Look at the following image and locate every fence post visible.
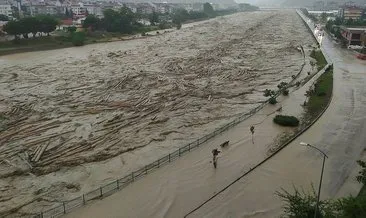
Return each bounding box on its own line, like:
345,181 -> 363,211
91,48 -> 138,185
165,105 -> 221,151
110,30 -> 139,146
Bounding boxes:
82,194 -> 86,205
168,153 -> 171,162
179,148 -> 181,157
100,187 -> 103,198
63,202 -> 66,214
117,179 -> 120,189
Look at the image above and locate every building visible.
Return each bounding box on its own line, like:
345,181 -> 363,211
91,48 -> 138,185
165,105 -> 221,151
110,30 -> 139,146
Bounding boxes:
71,3 -> 87,18
338,6 -> 364,20
340,26 -> 366,46
0,3 -> 12,18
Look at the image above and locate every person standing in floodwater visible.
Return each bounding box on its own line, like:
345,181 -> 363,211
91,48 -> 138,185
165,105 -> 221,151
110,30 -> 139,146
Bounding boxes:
212,149 -> 221,168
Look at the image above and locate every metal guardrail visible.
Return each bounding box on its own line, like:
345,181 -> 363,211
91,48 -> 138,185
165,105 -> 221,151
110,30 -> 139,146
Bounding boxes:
33,18 -> 309,218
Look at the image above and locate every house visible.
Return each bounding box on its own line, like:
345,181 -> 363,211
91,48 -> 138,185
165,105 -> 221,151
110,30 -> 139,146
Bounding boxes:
340,26 -> 366,47
338,6 -> 365,20
0,2 -> 12,18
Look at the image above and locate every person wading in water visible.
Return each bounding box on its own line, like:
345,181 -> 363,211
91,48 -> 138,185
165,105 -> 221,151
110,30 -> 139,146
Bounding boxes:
212,148 -> 221,168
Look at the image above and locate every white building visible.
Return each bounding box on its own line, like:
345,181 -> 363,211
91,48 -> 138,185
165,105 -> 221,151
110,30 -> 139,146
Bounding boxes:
0,3 -> 12,18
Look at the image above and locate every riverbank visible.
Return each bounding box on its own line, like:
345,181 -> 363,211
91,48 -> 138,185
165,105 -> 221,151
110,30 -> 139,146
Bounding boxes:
0,29 -> 163,56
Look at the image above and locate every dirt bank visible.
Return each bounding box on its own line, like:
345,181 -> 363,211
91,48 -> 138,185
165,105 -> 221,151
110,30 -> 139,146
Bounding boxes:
0,10 -> 314,216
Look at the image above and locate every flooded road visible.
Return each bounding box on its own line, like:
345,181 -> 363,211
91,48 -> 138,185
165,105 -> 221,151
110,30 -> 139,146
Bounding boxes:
0,11 -> 315,216
65,12 -> 365,218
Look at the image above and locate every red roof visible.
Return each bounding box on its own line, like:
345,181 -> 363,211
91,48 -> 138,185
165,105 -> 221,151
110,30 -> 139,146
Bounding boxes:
61,19 -> 73,25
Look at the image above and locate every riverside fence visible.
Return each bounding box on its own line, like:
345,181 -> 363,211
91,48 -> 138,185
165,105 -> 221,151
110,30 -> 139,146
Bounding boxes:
34,24 -> 309,218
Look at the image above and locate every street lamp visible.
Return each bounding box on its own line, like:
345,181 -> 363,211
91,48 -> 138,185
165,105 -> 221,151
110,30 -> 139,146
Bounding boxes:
300,142 -> 328,218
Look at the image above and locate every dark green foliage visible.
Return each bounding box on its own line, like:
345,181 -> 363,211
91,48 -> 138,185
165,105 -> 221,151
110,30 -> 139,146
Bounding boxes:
141,32 -> 146,36
273,115 -> 299,127
3,20 -> 21,39
71,32 -> 85,46
149,12 -> 159,26
4,15 -> 59,38
83,15 -> 101,31
276,186 -> 335,218
306,68 -> 333,116
269,97 -> 277,105
38,15 -> 59,36
0,14 -> 9,21
357,160 -> 366,185
277,81 -> 288,90
102,7 -> 136,33
67,26 -> 77,33
283,89 -> 289,96
264,89 -> 275,97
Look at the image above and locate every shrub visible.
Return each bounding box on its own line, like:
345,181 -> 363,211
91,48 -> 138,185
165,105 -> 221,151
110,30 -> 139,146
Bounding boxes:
269,97 -> 277,104
141,32 -> 146,36
264,89 -> 272,97
264,89 -> 275,97
282,89 -> 289,96
277,81 -> 288,90
273,115 -> 299,127
71,32 -> 85,46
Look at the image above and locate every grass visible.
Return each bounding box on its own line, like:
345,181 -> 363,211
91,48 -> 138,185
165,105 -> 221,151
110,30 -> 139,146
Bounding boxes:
310,49 -> 327,71
305,66 -> 333,119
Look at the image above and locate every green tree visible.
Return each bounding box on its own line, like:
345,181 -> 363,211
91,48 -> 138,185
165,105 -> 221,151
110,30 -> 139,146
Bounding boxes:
320,12 -> 328,23
83,15 -> 100,31
203,2 -> 215,17
38,15 -> 58,36
149,11 -> 159,26
22,17 -> 41,38
0,14 -> 8,21
102,6 -> 136,33
3,20 -> 22,39
67,26 -> 77,33
71,31 -> 86,46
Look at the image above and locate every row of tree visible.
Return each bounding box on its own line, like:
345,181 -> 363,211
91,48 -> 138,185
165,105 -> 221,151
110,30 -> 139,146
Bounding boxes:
83,7 -> 138,33
3,15 -> 59,39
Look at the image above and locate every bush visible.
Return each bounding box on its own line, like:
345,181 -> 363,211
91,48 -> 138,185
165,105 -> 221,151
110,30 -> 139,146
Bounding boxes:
264,89 -> 275,97
141,32 -> 146,36
282,89 -> 289,96
71,32 -> 86,46
273,115 -> 299,127
269,97 -> 277,104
